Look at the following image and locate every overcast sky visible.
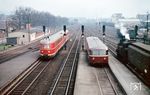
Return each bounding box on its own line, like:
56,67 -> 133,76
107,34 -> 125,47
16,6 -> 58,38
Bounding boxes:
0,0 -> 150,18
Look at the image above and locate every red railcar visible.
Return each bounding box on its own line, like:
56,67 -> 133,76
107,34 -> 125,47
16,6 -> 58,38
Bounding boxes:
85,37 -> 108,65
40,30 -> 69,57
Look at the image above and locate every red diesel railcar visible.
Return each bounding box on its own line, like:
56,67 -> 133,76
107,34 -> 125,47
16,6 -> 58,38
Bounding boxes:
85,36 -> 108,65
40,30 -> 69,57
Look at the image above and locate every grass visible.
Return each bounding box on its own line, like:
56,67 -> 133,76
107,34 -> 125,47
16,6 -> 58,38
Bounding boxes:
0,44 -> 13,51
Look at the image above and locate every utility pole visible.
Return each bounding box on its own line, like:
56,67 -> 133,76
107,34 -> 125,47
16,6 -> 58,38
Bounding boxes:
147,12 -> 149,33
27,14 -> 30,42
143,12 -> 149,44
99,22 -> 101,33
5,19 -> 8,37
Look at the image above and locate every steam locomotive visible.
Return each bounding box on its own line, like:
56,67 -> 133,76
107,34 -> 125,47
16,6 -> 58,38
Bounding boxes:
116,26 -> 150,87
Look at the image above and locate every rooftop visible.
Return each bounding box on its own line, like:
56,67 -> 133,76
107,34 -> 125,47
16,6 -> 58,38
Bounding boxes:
86,36 -> 108,50
40,30 -> 68,44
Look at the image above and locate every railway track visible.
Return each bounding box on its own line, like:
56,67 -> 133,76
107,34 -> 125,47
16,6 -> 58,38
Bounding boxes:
93,67 -> 123,95
11,61 -> 52,95
0,44 -> 70,95
0,27 -> 81,95
48,32 -> 81,95
0,58 -> 42,94
101,37 -> 118,56
27,29 -> 80,95
84,25 -> 125,94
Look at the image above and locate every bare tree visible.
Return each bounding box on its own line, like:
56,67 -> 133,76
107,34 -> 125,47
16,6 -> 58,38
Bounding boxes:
10,7 -> 68,30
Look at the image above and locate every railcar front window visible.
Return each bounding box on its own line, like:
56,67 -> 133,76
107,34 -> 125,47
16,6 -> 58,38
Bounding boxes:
44,44 -> 50,49
92,50 -> 106,55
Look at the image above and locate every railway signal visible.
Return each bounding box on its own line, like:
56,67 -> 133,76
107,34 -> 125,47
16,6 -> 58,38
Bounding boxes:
43,25 -> 46,32
146,12 -> 149,33
63,25 -> 66,36
134,25 -> 138,37
81,25 -> 84,37
102,25 -> 106,42
81,25 -> 85,50
102,25 -> 105,36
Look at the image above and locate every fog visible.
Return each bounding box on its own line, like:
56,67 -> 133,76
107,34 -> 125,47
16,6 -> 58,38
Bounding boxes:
0,0 -> 150,18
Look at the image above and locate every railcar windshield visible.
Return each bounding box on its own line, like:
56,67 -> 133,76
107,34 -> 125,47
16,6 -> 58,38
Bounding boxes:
41,44 -> 50,49
92,49 -> 107,55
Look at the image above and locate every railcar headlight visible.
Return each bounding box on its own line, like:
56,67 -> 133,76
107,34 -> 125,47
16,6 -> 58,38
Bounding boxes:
92,57 -> 95,60
48,51 -> 50,53
144,69 -> 147,73
104,57 -> 106,60
41,51 -> 43,53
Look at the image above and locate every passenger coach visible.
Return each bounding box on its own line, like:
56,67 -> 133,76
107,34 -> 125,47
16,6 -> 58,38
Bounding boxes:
85,36 -> 108,65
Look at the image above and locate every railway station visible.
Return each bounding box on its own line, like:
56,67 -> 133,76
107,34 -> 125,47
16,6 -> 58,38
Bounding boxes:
0,0 -> 150,95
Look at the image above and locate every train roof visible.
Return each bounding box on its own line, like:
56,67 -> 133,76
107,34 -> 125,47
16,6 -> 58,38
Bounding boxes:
130,42 -> 150,53
40,30 -> 68,44
86,36 -> 108,50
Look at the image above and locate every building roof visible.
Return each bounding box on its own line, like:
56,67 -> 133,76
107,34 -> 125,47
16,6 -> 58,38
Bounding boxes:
119,18 -> 141,22
86,36 -> 108,50
9,28 -> 43,34
19,28 -> 42,33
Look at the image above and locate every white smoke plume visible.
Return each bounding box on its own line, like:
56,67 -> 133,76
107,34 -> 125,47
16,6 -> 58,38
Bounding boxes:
120,26 -> 130,40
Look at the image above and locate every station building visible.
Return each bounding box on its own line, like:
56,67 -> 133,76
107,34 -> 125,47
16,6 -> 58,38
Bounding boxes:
7,28 -> 50,45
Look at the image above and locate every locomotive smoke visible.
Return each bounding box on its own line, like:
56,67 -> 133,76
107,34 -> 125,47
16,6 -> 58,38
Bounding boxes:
120,26 -> 130,40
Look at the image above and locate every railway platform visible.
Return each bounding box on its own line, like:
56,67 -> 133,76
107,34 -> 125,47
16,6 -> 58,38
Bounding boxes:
74,51 -> 150,95
109,54 -> 150,95
74,51 -> 102,95
0,51 -> 39,88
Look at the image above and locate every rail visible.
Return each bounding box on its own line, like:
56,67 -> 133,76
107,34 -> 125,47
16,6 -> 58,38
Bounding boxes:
0,59 -> 40,94
93,67 -> 120,95
48,33 -> 81,95
0,59 -> 52,95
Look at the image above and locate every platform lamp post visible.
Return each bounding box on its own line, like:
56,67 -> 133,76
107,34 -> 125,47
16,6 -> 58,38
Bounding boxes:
99,22 -> 101,32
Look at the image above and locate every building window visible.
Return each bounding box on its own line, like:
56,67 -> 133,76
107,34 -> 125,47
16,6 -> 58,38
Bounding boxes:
23,35 -> 25,38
